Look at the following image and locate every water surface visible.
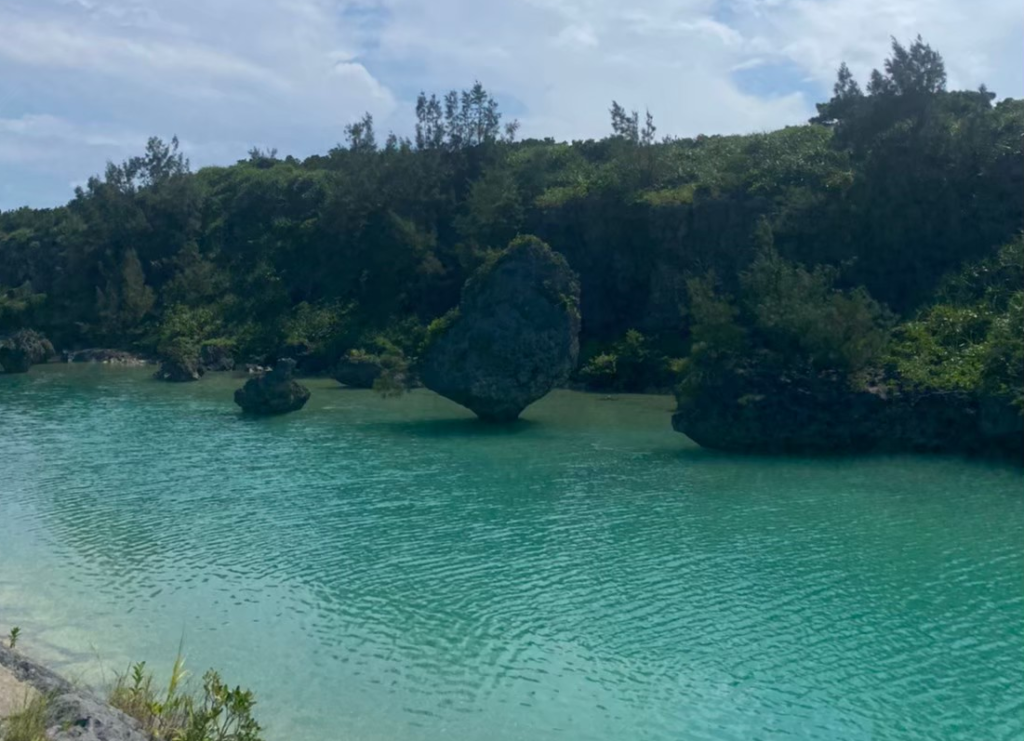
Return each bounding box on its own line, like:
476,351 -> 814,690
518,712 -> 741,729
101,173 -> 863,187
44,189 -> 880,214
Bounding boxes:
1,366 -> 1022,741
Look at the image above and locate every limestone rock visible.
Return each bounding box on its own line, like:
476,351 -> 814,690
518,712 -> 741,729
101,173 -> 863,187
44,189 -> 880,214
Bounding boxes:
334,350 -> 384,388
671,362 -> 1022,458
154,355 -> 204,382
0,644 -> 149,741
234,358 -> 310,415
419,236 -> 581,421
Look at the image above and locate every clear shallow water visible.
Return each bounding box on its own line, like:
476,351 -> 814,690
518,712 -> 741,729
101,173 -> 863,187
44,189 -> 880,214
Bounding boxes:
1,366 -> 1022,741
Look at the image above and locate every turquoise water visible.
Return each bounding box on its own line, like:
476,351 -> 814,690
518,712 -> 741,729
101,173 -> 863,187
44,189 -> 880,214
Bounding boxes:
1,366 -> 1022,741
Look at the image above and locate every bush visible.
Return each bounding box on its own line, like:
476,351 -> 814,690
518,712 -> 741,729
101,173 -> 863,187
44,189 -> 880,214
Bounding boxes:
282,302 -> 349,348
578,329 -> 677,391
109,653 -> 263,741
0,693 -> 49,741
422,308 -> 460,352
579,352 -> 617,389
739,247 -> 893,372
981,291 -> 1024,407
887,305 -> 991,391
157,305 -> 220,363
887,238 -> 1024,409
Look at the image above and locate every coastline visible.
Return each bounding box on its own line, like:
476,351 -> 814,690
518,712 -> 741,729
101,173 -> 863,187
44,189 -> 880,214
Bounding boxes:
0,642 -> 147,741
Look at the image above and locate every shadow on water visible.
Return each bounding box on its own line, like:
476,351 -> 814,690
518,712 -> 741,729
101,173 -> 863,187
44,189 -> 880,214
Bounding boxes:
362,416 -> 542,439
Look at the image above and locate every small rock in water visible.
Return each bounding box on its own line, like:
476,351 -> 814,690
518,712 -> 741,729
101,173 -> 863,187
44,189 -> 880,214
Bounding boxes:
154,355 -> 204,382
234,358 -> 311,415
334,351 -> 384,388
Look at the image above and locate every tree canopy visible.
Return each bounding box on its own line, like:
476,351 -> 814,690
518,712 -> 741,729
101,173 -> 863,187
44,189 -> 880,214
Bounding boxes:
1,41 -> 1020,406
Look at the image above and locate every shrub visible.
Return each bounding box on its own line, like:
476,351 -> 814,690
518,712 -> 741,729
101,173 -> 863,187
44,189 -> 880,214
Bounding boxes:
887,305 -> 991,391
422,308 -> 460,351
0,693 -> 49,741
282,302 -> 349,348
579,352 -> 618,389
157,305 -> 220,364
739,247 -> 893,372
109,653 -> 263,741
886,237 -> 1024,408
578,329 -> 675,391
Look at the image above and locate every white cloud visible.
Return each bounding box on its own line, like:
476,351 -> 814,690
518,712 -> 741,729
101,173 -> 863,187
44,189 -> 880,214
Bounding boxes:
732,0 -> 1024,94
553,24 -> 599,49
0,16 -> 285,88
367,0 -> 804,141
0,114 -> 140,156
0,0 -> 1020,209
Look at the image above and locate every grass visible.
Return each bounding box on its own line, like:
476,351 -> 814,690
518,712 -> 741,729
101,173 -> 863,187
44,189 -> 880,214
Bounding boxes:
0,693 -> 49,741
108,647 -> 263,741
109,651 -> 190,737
0,629 -> 262,741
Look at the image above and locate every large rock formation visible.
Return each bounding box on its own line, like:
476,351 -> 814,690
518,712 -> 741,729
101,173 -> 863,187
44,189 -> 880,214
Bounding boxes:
334,350 -> 384,388
234,358 -> 310,415
419,236 -> 581,421
672,363 -> 1023,458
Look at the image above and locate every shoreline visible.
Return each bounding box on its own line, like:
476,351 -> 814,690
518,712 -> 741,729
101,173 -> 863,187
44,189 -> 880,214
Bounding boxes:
0,642 -> 147,741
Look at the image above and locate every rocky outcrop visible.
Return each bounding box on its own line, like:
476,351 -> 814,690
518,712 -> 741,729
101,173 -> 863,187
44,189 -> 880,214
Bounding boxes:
234,358 -> 310,415
419,235 -> 581,421
200,343 -> 235,372
1,329 -> 56,372
672,363 -> 1023,458
333,350 -> 384,388
0,644 -> 149,741
0,329 -> 55,365
154,355 -> 204,382
66,349 -> 151,366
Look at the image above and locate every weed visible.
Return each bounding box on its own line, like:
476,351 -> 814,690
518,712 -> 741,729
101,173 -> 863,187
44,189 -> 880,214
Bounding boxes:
109,649 -> 263,741
6,627 -> 20,650
0,692 -> 49,741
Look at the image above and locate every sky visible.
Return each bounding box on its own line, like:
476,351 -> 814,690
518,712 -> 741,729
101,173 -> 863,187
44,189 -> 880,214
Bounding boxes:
1,0 -> 1022,210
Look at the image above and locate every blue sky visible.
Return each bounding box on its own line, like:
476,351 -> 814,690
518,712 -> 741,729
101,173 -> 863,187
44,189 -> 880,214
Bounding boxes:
1,0 -> 1022,210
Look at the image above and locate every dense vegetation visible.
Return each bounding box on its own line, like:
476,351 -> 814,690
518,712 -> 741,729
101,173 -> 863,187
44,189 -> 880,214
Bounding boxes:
1,38 -> 1021,408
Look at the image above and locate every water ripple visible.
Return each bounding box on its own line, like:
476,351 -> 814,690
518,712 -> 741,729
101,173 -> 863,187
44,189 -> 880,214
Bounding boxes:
1,366 -> 1022,741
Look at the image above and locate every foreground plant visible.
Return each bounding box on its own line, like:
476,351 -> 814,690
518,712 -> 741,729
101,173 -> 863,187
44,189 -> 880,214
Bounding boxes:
0,693 -> 49,741
6,627 -> 19,650
109,652 -> 263,741
177,671 -> 261,741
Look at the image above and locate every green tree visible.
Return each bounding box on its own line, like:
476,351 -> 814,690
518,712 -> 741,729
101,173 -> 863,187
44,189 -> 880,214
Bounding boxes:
96,248 -> 156,341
